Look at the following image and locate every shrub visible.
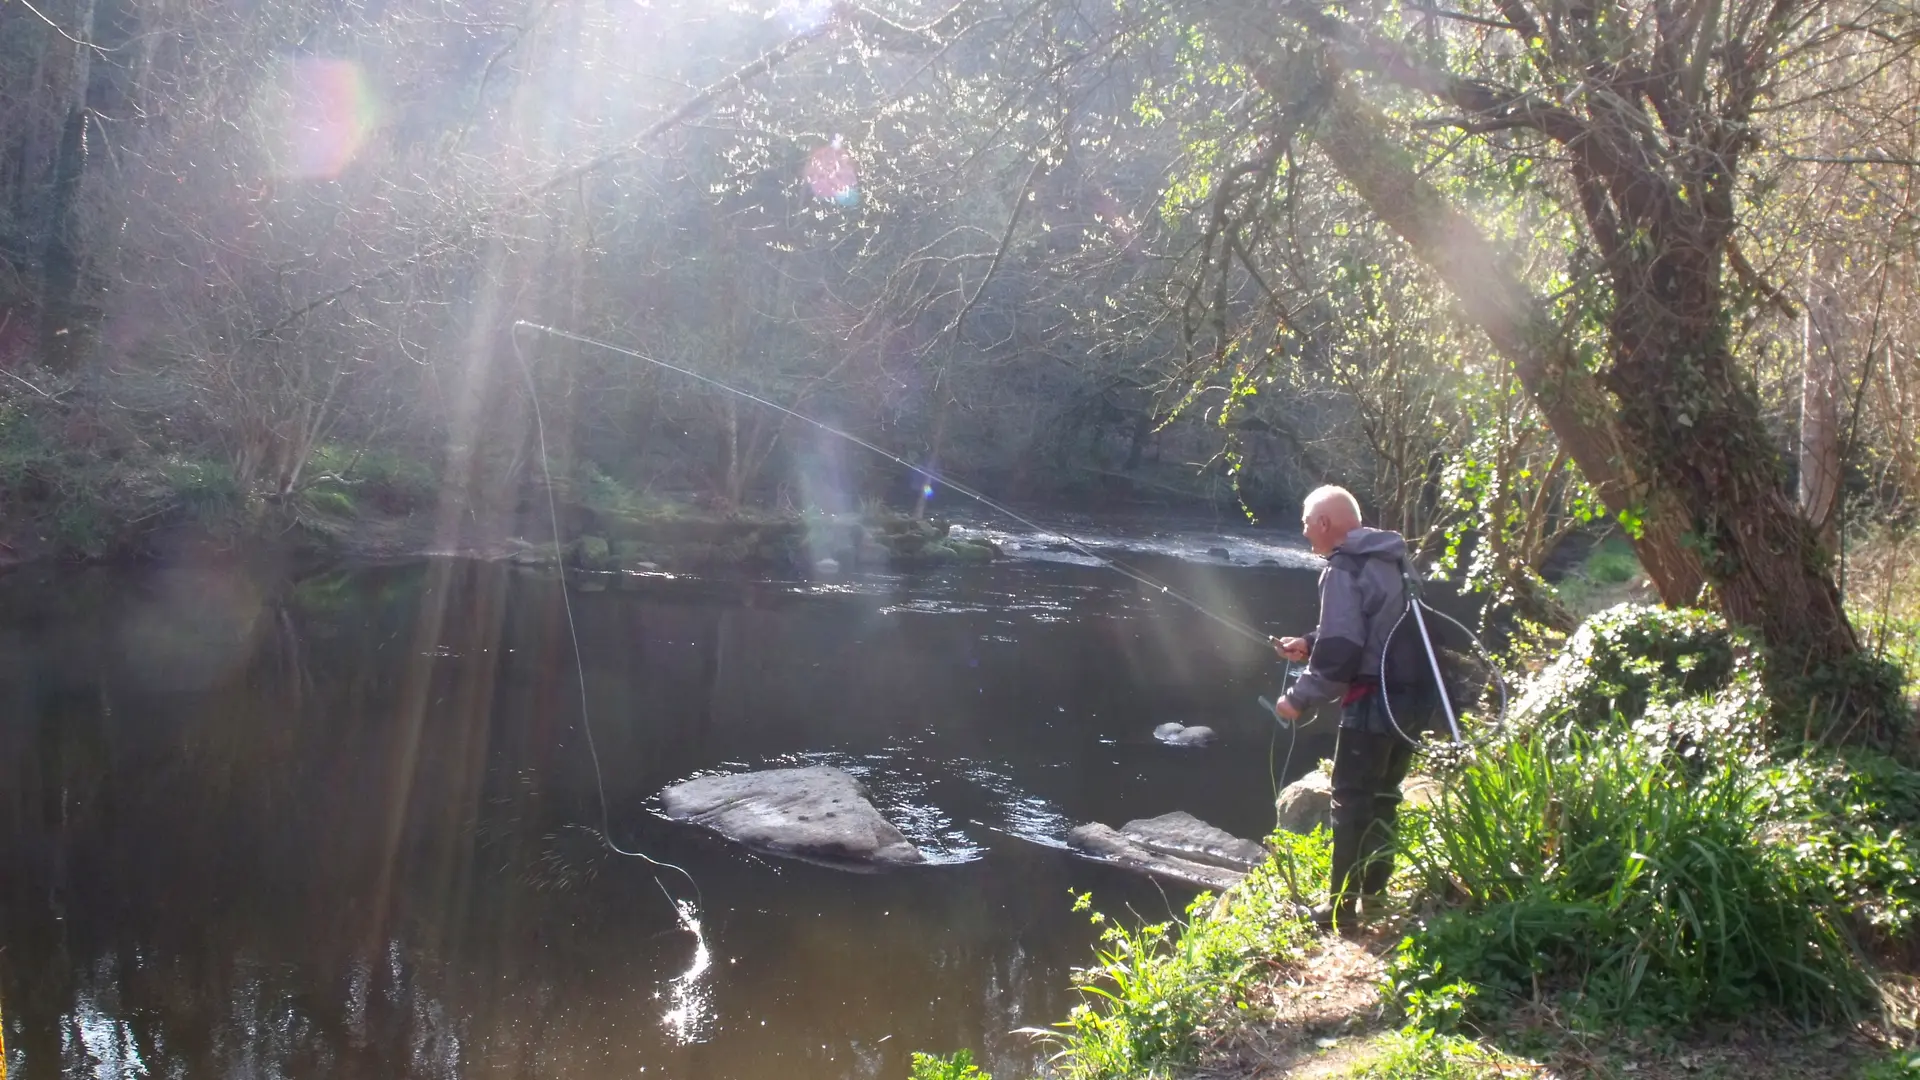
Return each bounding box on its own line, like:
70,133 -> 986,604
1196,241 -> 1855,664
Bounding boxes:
1760,751 -> 1920,942
1514,604 -> 1742,731
1392,727 -> 1872,1027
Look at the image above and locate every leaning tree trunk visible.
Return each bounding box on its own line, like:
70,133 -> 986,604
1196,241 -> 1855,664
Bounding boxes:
1313,86 -> 1708,606
1604,244 -> 1898,743
1314,81 -> 1900,745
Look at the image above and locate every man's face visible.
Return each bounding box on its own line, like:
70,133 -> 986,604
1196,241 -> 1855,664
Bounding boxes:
1301,509 -> 1338,556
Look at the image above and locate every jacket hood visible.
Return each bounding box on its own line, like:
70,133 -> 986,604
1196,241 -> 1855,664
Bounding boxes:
1333,526 -> 1408,560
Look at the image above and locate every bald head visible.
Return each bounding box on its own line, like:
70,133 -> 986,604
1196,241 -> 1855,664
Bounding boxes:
1301,485 -> 1362,555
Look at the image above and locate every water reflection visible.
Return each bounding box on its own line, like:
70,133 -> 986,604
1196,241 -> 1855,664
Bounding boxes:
0,552 -> 1331,1079
662,900 -> 715,1044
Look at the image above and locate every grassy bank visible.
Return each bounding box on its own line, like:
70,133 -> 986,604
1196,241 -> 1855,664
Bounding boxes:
911,604 -> 1920,1080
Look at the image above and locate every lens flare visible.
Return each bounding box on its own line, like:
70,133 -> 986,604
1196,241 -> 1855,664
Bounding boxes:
804,137 -> 859,206
277,57 -> 380,179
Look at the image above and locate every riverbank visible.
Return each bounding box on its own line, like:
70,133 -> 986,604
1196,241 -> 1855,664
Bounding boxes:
912,604 -> 1920,1080
0,448 -> 1012,578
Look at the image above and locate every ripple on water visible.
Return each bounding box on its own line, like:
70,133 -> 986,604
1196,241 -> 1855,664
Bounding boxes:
955,760 -> 1075,850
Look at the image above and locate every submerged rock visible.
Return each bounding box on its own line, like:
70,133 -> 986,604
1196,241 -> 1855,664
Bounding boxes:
659,765 -> 925,868
1067,811 -> 1266,891
1152,722 -> 1217,747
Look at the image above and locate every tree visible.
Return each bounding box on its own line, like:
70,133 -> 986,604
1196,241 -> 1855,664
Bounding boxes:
954,0 -> 1916,739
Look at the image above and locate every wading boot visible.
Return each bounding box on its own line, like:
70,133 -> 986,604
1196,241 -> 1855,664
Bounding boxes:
1316,816 -> 1366,933
1357,816 -> 1397,914
1359,851 -> 1394,918
1309,898 -> 1356,932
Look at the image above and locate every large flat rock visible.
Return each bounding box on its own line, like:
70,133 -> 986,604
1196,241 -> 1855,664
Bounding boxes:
660,765 -> 925,868
1068,811 -> 1266,891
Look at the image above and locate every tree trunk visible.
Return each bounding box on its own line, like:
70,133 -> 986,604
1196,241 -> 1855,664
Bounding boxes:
1313,85 -> 1708,606
37,0 -> 99,371
1799,272 -> 1842,549
1603,243 -> 1898,740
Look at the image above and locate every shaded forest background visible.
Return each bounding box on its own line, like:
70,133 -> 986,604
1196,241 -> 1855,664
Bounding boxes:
0,0 -> 1915,694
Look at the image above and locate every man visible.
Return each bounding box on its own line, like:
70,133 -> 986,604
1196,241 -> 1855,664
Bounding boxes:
1272,485 -> 1438,930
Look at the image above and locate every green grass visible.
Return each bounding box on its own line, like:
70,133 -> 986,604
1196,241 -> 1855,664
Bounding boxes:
1393,722 -> 1872,1027
1586,538 -> 1641,585
1040,831 -> 1324,1079
1343,1028 -> 1539,1079
1552,534 -> 1644,617
306,444 -> 437,513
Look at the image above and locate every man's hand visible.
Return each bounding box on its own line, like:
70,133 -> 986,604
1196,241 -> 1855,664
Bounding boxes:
1273,696 -> 1302,722
1271,635 -> 1310,663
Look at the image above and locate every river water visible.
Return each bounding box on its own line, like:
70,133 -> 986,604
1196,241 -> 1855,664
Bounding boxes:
0,525 -> 1335,1080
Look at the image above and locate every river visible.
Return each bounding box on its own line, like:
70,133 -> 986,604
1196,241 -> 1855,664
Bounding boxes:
0,522 -> 1335,1079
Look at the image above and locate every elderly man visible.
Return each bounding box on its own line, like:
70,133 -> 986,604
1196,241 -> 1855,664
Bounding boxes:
1272,485 -> 1438,930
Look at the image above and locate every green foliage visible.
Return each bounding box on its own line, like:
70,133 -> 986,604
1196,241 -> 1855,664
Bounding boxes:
1517,604 -> 1743,732
906,1050 -> 991,1080
301,488 -> 356,518
160,457 -> 242,521
1392,725 -> 1872,1027
1043,842 -> 1318,1079
308,445 -> 436,513
1862,1049 -> 1920,1080
1760,751 -> 1920,940
1344,1028 -> 1537,1080
1845,529 -> 1920,704
572,462 -> 682,521
1586,543 -> 1641,586
1552,536 -> 1645,617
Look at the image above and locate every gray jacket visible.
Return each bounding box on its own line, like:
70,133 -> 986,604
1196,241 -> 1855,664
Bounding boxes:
1282,527 -> 1415,711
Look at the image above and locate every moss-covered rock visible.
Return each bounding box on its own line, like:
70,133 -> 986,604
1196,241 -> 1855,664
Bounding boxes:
948,538 -> 997,563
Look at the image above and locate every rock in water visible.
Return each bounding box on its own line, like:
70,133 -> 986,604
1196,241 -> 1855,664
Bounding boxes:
1068,811 -> 1266,891
659,765 -> 924,868
1274,771 -> 1442,836
1152,723 -> 1216,747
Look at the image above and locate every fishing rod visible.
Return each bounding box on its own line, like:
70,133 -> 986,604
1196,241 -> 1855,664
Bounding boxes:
510,320 -> 1280,649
